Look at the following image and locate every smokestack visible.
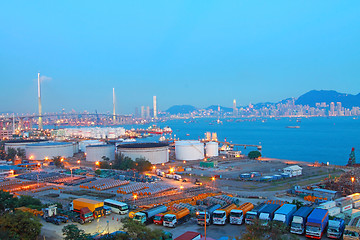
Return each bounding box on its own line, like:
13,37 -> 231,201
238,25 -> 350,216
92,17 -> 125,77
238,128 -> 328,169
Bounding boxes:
153,96 -> 157,119
38,72 -> 43,130
113,88 -> 116,123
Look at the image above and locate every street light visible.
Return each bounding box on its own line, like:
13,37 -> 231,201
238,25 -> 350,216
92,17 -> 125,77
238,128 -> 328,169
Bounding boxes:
211,177 -> 215,189
133,194 -> 137,206
77,160 -> 80,168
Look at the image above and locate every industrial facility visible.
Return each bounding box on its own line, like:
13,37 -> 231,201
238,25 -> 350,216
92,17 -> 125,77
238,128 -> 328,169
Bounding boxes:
175,140 -> 204,161
86,144 -> 115,162
117,143 -> 169,164
25,142 -> 76,160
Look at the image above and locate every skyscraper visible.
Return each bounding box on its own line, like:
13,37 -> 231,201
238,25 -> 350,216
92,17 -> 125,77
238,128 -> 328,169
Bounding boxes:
141,106 -> 145,118
37,72 -> 43,130
146,106 -> 150,119
153,96 -> 157,119
233,99 -> 238,116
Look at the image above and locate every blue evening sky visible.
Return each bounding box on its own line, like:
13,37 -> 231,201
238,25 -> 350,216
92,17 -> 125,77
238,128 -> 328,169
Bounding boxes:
1,1 -> 359,114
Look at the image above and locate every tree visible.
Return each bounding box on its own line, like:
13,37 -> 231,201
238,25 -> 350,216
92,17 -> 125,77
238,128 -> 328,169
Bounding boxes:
0,190 -> 17,214
62,224 -> 92,240
6,148 -> 17,161
16,148 -> 25,160
120,217 -> 166,240
248,151 -> 261,160
114,153 -> 135,170
291,199 -> 304,209
17,195 -> 43,210
102,156 -> 110,162
134,158 -> 152,172
99,161 -> 111,169
95,169 -> 102,175
0,210 -> 42,240
241,219 -> 266,240
52,156 -> 63,168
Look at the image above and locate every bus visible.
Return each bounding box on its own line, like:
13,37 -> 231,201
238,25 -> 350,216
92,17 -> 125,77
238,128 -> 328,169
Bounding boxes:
104,199 -> 129,215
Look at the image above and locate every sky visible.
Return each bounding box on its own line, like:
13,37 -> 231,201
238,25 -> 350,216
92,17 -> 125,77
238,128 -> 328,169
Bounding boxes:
1,1 -> 360,114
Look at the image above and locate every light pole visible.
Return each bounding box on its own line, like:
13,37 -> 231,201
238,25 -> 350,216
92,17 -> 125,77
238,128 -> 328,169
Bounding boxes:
77,160 -> 80,168
211,176 -> 215,189
351,177 -> 355,193
133,194 -> 137,206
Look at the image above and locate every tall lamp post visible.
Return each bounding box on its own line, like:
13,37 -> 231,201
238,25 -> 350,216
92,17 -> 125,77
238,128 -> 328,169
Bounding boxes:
133,194 -> 137,206
351,177 -> 355,193
211,176 -> 215,190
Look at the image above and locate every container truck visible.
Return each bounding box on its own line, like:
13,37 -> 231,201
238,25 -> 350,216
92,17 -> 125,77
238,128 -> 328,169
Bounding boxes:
154,212 -> 167,225
343,211 -> 360,240
174,231 -> 202,240
163,208 -> 190,227
197,204 -> 221,226
129,208 -> 145,219
327,218 -> 345,239
273,204 -> 297,225
71,198 -> 104,219
230,202 -> 254,225
245,203 -> 266,225
258,204 -> 281,225
212,203 -> 237,225
290,206 -> 313,235
305,208 -> 329,239
336,197 -> 353,213
133,205 -> 168,224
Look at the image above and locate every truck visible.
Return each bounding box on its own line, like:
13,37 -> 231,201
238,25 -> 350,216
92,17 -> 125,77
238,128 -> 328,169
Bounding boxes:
196,204 -> 221,226
71,198 -> 105,219
273,204 -> 297,226
258,204 -> 281,225
290,206 -> 313,235
343,214 -> 360,240
305,208 -> 329,239
212,203 -> 237,225
336,197 -> 353,213
154,212 -> 167,225
327,218 -> 345,239
229,202 -> 254,225
245,203 -> 266,225
129,208 -> 145,219
133,205 -> 168,224
174,231 -> 202,240
163,208 -> 190,227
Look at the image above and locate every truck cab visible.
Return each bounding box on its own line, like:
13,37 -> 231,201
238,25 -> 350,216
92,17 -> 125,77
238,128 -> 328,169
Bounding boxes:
134,212 -> 147,224
290,206 -> 313,235
163,214 -> 177,227
327,218 -> 345,239
212,210 -> 227,225
79,207 -> 94,224
154,213 -> 165,225
229,209 -> 244,225
197,211 -> 210,225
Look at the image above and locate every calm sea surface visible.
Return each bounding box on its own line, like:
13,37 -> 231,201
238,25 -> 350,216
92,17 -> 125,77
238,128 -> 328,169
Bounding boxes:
126,117 -> 360,166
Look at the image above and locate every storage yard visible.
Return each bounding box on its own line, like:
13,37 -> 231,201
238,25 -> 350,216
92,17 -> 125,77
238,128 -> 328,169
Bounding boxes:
0,136 -> 355,239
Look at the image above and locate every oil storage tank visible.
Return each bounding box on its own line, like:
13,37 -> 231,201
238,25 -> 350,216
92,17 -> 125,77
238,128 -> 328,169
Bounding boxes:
25,142 -> 74,160
205,142 -> 218,157
86,144 -> 115,162
117,143 -> 169,164
175,140 -> 204,161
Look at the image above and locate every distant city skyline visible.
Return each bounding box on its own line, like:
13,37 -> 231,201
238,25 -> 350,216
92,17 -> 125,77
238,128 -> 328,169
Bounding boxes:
1,1 -> 360,114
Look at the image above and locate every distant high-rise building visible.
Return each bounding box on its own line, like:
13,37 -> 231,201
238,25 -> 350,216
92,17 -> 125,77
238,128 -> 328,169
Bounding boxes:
153,96 -> 157,119
233,99 -> 238,116
337,102 -> 343,115
112,88 -> 116,123
141,106 -> 145,118
37,72 -> 43,130
330,102 -> 335,116
146,106 -> 150,119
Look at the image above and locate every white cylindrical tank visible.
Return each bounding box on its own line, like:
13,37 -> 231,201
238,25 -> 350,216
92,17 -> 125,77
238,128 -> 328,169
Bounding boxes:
86,144 -> 115,162
117,143 -> 169,164
206,142 -> 219,157
175,140 -> 204,161
25,142 -> 74,160
79,140 -> 103,152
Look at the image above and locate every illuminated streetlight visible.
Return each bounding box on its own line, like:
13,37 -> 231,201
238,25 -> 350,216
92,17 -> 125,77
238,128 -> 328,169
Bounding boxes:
95,161 -> 100,166
212,176 -> 216,189
133,194 -> 137,205
180,185 -> 184,190
351,177 -> 355,183
60,158 -> 64,162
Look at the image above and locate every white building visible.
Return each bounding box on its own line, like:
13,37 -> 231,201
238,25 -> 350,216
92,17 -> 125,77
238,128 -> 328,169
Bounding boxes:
283,165 -> 303,177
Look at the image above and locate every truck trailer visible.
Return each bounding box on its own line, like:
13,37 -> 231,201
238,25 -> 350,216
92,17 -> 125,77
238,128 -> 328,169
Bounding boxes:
163,208 -> 190,227
258,204 -> 281,225
71,198 -> 104,220
212,203 -> 237,225
273,204 -> 297,226
245,203 -> 266,225
229,202 -> 254,225
174,231 -> 202,240
305,208 -> 329,239
134,205 -> 168,224
290,206 -> 313,235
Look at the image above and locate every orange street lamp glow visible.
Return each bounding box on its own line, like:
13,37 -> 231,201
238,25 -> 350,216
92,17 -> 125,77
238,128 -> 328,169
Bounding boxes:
60,158 -> 64,162
152,166 -> 156,169
352,177 -> 355,183
77,160 -> 80,164
133,194 -> 137,200
183,161 -> 186,164
169,168 -> 174,173
212,177 -> 215,181
180,186 -> 184,190
95,161 -> 100,166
